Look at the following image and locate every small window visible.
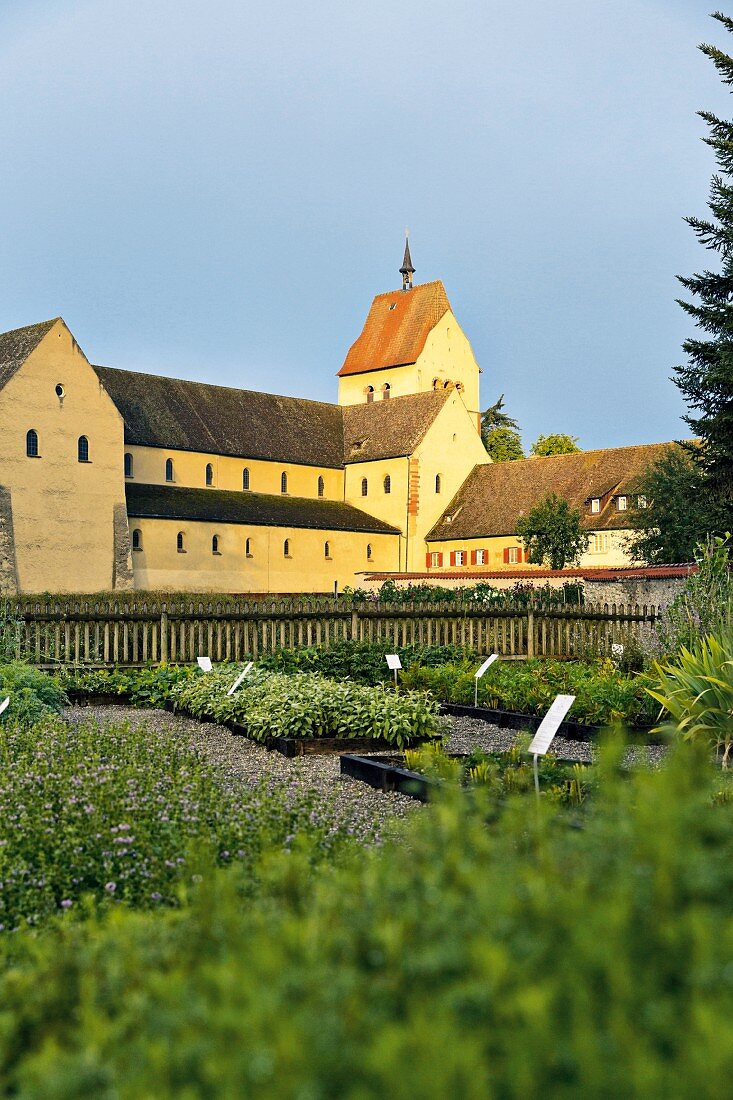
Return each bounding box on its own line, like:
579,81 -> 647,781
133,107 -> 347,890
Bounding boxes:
366,385 -> 374,404
637,494 -> 647,509
132,528 -> 142,551
55,383 -> 65,399
430,552 -> 441,567
283,539 -> 291,557
508,547 -> 519,564
318,476 -> 325,498
245,537 -> 253,558
456,382 -> 464,392
324,541 -> 331,559
366,543 -> 373,561
212,534 -> 220,554
590,498 -> 600,514
166,458 -> 174,482
475,549 -> 486,565
383,475 -> 391,495
243,467 -> 250,491
591,533 -> 610,555
177,532 -> 185,553
124,452 -> 133,478
26,429 -> 39,457
432,378 -> 440,390
361,477 -> 368,497
617,495 -> 627,512
77,436 -> 89,463
455,550 -> 466,566
281,472 -> 288,494
205,463 -> 214,487
435,474 -> 441,494
382,383 -> 391,401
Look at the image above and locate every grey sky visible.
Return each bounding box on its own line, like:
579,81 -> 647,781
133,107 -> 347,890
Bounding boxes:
0,0 -> 726,450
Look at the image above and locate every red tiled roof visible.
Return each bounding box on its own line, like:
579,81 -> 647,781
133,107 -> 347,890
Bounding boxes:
363,564 -> 697,581
338,281 -> 451,377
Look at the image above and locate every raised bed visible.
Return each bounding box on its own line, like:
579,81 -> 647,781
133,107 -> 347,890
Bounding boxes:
66,692 -> 133,707
340,754 -> 438,802
440,702 -> 656,742
228,722 -> 433,757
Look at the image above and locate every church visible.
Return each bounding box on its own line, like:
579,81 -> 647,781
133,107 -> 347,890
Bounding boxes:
0,245 -> 672,595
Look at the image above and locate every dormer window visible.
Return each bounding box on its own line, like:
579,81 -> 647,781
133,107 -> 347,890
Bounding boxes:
590,498 -> 600,514
617,495 -> 628,512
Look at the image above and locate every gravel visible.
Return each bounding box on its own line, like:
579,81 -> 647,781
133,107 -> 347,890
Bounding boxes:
63,705 -> 422,844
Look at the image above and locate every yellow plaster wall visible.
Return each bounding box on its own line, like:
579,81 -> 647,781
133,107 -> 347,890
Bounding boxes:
425,530 -> 635,571
343,457 -> 409,567
129,518 -> 399,592
0,321 -> 130,593
124,446 -> 343,499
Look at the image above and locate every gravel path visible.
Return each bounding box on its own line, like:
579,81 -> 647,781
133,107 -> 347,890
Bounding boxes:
63,705 -> 422,843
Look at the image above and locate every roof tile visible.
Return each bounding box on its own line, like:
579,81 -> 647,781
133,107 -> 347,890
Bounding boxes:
338,281 -> 451,377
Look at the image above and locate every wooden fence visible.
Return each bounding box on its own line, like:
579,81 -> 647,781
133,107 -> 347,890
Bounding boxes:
2,598 -> 660,668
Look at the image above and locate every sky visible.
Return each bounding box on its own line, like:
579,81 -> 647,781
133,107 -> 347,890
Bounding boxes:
0,0 -> 728,451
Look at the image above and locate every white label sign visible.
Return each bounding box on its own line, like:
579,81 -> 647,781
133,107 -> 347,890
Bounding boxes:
227,662 -> 253,695
475,654 -> 498,679
385,654 -> 402,671
527,694 -> 576,756
611,643 -> 625,658
0,697 -> 9,716
197,656 -> 213,672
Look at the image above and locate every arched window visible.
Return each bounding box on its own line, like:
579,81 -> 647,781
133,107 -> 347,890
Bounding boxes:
383,474 -> 391,494
324,541 -> 330,559
366,543 -> 373,561
281,472 -> 288,494
455,382 -> 464,392
443,380 -> 451,389
361,477 -> 368,497
132,528 -> 142,551
26,429 -> 39,458
165,458 -> 174,482
177,531 -> 185,553
77,436 -> 89,463
382,383 -> 391,400
205,463 -> 214,486
245,537 -> 252,557
317,476 -> 325,498
212,534 -> 220,554
283,538 -> 290,557
435,474 -> 441,494
365,385 -> 374,404
432,378 -> 440,390
124,452 -> 133,478
242,467 -> 250,490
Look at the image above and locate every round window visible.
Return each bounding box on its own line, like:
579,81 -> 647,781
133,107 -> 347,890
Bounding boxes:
55,384 -> 65,398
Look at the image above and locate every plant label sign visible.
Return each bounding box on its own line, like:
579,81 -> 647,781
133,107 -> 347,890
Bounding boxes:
0,697 -> 8,717
475,654 -> 498,679
197,656 -> 213,673
528,694 -> 576,756
227,662 -> 253,696
385,655 -> 402,671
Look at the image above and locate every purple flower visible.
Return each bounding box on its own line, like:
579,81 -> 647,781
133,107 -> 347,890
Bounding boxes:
105,882 -> 116,893
60,899 -> 72,909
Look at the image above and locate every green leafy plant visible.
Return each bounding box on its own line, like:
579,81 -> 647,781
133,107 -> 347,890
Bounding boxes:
648,628 -> 733,764
0,663 -> 67,724
515,492 -> 590,570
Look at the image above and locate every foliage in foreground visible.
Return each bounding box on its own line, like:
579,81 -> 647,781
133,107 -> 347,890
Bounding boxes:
400,657 -> 657,727
3,744 -> 733,1095
171,667 -> 442,746
0,716 -> 354,932
0,662 -> 67,724
649,627 -> 733,764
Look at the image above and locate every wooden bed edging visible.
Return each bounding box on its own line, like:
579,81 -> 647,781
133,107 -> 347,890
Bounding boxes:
340,755 -> 437,802
439,702 -> 656,742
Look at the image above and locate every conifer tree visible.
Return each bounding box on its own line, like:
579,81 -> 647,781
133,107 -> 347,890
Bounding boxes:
481,395 -> 524,461
676,11 -> 733,521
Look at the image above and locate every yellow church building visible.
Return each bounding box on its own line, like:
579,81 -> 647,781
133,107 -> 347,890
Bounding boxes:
0,245 -> 673,595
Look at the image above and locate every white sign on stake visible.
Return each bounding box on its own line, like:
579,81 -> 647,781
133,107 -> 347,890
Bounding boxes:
528,694 -> 576,801
227,662 -> 253,696
474,653 -> 498,707
0,697 -> 9,717
197,656 -> 213,673
385,653 -> 402,687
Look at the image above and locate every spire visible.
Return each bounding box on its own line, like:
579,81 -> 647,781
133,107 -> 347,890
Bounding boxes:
399,231 -> 415,291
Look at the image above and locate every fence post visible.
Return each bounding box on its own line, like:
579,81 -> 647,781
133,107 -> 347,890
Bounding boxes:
527,604 -> 534,659
351,606 -> 359,642
160,607 -> 169,664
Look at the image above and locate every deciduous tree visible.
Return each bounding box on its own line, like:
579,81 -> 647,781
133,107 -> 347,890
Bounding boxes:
515,493 -> 589,570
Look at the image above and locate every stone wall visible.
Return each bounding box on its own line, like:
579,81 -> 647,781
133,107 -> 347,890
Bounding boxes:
112,503 -> 134,591
0,486 -> 19,595
583,576 -> 684,608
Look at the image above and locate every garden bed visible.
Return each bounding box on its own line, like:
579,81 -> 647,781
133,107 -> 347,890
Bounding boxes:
439,702 -> 657,741
340,755 -> 438,802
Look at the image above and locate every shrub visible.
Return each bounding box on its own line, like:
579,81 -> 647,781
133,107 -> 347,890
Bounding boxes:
172,668 -> 442,747
648,627 -> 733,764
651,534 -> 733,658
257,640 -> 474,685
56,664 -> 195,707
3,743 -> 733,1094
0,715 -> 357,931
0,662 -> 67,724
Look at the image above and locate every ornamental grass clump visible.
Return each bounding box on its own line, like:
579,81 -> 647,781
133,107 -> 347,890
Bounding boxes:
0,715 -> 355,931
648,627 -> 733,764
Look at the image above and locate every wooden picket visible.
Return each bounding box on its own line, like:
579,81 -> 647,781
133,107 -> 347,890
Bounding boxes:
0,596 -> 660,668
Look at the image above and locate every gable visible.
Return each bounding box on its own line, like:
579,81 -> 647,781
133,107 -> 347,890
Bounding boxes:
342,391 -> 450,463
338,281 -> 451,378
0,319 -> 61,391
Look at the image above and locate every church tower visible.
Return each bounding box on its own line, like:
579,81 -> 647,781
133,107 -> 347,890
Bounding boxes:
336,240 -> 482,427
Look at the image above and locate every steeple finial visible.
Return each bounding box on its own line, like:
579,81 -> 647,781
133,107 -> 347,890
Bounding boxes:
399,230 -> 415,291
